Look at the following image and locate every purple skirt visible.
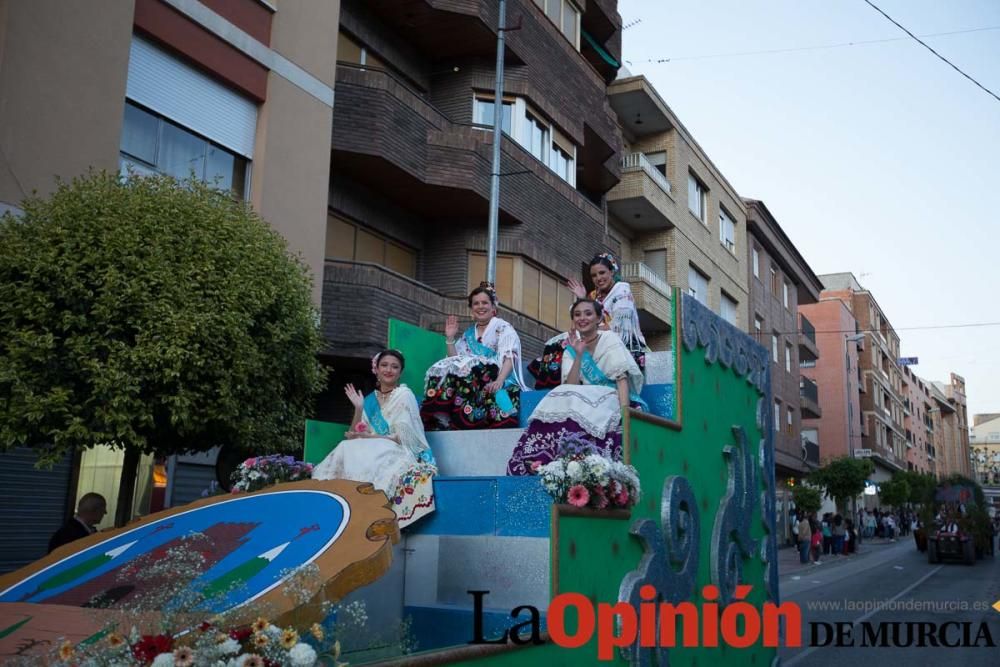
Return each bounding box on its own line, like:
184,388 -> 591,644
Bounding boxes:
506,418 -> 622,476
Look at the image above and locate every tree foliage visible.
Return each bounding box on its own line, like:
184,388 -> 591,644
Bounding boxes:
807,457 -> 874,511
0,172 -> 325,467
893,470 -> 937,505
791,484 -> 822,516
877,477 -> 910,509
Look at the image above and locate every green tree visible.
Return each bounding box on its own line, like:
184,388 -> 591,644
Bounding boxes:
894,470 -> 936,505
0,172 -> 325,524
877,476 -> 910,509
808,457 -> 874,513
791,484 -> 822,516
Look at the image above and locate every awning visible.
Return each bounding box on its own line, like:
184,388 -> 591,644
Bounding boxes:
582,30 -> 620,69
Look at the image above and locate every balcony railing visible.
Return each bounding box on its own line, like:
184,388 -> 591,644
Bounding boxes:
621,152 -> 671,195
800,376 -> 819,404
799,314 -> 816,347
621,261 -> 671,295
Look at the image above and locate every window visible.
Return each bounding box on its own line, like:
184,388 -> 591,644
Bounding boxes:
326,215 -> 417,278
774,399 -> 781,433
534,0 -> 581,48
474,95 -> 575,185
525,111 -> 549,163
719,207 -> 736,254
754,315 -> 763,342
770,267 -> 779,296
787,408 -> 794,435
468,252 -> 573,329
473,97 -> 513,135
801,358 -> 816,368
783,281 -> 791,309
721,292 -> 738,325
688,172 -> 707,223
337,30 -> 384,69
752,247 -> 760,279
687,264 -> 709,305
785,342 -> 793,373
120,102 -> 249,197
646,151 -> 667,177
772,334 -> 779,363
644,249 -> 667,280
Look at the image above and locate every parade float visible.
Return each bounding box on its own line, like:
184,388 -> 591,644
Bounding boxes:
0,293 -> 779,665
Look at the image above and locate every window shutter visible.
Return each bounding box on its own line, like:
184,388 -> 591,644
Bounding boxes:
126,36 -> 257,157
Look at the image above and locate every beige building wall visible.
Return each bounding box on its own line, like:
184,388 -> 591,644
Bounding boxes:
251,1 -> 339,303
626,128 -> 748,327
0,0 -> 134,209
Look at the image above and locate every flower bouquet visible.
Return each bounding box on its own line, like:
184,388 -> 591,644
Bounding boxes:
536,433 -> 641,510
230,454 -> 314,493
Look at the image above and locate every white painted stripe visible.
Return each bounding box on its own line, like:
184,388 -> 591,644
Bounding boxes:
161,0 -> 335,108
259,541 -> 290,562
105,541 -> 138,559
783,565 -> 944,666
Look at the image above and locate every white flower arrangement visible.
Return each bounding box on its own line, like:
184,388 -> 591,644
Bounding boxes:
537,435 -> 640,510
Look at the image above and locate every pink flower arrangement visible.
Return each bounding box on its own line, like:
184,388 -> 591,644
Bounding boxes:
230,454 -> 315,493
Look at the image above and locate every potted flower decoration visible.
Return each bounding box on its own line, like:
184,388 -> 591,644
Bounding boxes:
229,454 -> 315,493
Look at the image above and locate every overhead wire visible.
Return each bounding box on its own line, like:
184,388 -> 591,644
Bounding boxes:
861,0 -> 1000,104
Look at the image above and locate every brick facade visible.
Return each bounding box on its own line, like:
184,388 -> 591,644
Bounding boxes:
325,0 -> 625,363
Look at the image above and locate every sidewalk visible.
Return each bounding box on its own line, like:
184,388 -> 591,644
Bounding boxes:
778,536 -> 907,577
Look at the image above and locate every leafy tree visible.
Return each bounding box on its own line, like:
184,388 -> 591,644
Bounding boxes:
877,476 -> 910,509
807,457 -> 874,513
791,484 -> 822,516
0,172 -> 325,524
894,470 -> 936,505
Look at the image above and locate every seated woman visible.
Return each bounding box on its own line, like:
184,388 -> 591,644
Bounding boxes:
313,349 -> 436,528
507,298 -> 644,476
529,253 -> 647,388
421,283 -> 526,430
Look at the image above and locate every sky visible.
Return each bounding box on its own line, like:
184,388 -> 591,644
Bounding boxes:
618,0 -> 1000,422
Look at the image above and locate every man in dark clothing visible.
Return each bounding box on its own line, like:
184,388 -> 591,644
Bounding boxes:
48,493 -> 107,553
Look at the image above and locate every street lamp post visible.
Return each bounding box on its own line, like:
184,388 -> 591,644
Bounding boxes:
844,333 -> 867,516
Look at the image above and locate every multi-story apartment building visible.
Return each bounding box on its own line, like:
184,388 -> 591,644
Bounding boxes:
799,295 -> 864,468
971,413 -> 1000,513
0,0 -> 340,570
322,0 -> 625,394
901,365 -> 937,475
816,274 -> 906,485
604,74 -> 748,351
742,200 -> 822,535
931,374 -> 971,479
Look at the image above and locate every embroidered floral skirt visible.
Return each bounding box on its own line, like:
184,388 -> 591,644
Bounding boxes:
420,361 -> 521,430
506,418 -> 622,476
528,342 -> 565,389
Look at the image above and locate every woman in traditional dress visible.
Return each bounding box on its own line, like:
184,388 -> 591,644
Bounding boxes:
312,349 -> 436,528
528,252 -> 647,388
507,298 -> 644,476
421,283 -> 526,430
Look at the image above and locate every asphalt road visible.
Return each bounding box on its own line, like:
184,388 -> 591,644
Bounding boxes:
778,539 -> 1000,666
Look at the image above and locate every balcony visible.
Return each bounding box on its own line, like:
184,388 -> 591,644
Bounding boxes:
798,313 -> 819,362
799,376 -> 822,418
620,261 -> 672,333
607,152 -> 675,231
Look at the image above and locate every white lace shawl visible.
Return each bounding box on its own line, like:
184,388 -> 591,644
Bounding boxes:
427,316 -> 526,389
561,330 -> 644,396
596,281 -> 646,348
367,385 -> 434,468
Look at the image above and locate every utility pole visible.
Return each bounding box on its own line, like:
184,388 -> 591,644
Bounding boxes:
485,0 -> 507,286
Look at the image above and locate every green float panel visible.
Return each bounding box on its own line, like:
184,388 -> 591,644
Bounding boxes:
303,419 -> 349,464
387,317 -> 447,393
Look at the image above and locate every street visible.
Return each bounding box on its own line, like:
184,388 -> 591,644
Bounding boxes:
779,539 -> 1000,665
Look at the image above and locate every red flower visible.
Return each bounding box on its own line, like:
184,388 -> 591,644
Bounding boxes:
591,486 -> 609,509
132,634 -> 173,663
229,627 -> 253,642
615,488 -> 630,507
355,422 -> 368,433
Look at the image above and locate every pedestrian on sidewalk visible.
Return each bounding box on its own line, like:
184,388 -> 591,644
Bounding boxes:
796,512 -> 812,564
810,516 -> 823,564
832,514 -> 846,555
821,513 -> 832,555
844,518 -> 857,554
